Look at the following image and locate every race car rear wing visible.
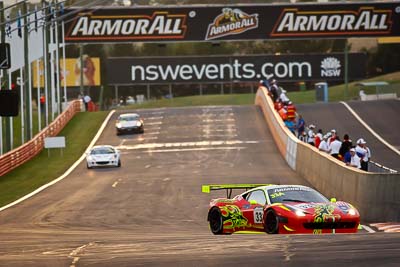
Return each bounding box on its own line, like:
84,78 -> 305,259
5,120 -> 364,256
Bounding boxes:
202,184 -> 274,198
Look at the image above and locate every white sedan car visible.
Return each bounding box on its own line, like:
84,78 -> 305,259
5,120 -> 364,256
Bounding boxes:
86,145 -> 121,169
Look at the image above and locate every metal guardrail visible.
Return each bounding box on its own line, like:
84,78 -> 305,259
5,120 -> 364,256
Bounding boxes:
368,160 -> 398,174
0,100 -> 81,177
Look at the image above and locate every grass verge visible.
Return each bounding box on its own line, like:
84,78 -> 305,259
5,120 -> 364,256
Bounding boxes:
0,111 -> 108,207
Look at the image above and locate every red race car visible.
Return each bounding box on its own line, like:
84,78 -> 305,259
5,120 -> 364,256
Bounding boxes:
202,184 -> 360,234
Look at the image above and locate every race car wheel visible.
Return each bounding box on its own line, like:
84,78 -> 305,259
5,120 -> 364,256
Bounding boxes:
117,160 -> 121,167
208,207 -> 224,235
86,163 -> 92,169
265,209 -> 279,234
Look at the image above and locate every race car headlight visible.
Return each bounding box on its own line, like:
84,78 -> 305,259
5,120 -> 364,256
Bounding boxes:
116,123 -> 122,128
295,210 -> 306,217
136,121 -> 142,127
348,208 -> 357,216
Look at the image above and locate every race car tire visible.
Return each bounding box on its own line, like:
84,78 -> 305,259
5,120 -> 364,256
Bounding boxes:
265,209 -> 279,234
208,207 -> 224,235
86,163 -> 92,169
117,160 -> 121,167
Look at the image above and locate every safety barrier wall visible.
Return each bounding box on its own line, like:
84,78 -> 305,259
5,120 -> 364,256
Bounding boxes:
0,100 -> 82,177
255,86 -> 400,222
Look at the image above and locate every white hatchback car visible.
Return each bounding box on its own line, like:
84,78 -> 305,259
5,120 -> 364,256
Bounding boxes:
86,145 -> 121,169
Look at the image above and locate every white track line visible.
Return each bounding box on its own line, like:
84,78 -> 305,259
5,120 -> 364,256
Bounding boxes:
361,225 -> 376,233
0,110 -> 116,213
340,101 -> 400,156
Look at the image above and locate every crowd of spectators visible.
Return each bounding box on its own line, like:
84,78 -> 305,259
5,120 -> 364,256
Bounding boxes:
260,79 -> 372,172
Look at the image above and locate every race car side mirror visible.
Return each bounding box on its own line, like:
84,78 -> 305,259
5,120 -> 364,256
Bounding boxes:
330,198 -> 337,203
249,200 -> 258,205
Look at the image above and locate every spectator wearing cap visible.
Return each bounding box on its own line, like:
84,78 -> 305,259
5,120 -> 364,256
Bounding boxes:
296,114 -> 305,138
328,129 -> 337,146
315,129 -> 323,148
318,134 -> 330,153
307,124 -> 316,146
329,135 -> 342,159
339,134 -> 353,159
356,138 -> 371,171
346,148 -> 361,169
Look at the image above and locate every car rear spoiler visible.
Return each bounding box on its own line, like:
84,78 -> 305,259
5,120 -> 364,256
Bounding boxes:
202,184 -> 274,198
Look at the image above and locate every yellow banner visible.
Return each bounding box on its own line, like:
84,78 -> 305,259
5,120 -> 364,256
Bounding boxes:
33,56 -> 101,87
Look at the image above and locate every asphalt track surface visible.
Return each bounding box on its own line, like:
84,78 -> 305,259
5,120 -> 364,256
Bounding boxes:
0,106 -> 399,266
296,100 -> 400,172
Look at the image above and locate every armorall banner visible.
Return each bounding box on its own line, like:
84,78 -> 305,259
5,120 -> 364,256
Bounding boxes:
64,2 -> 400,43
105,53 -> 367,84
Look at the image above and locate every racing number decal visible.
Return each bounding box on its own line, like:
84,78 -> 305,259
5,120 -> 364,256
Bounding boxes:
254,207 -> 263,224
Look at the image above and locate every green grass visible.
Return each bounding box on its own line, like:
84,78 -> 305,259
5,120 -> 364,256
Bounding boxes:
120,94 -> 256,109
0,111 -> 108,207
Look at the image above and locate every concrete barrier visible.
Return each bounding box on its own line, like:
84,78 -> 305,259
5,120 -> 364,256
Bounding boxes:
255,86 -> 400,222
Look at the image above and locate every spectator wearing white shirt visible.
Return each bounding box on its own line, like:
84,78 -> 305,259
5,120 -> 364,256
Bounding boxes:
329,136 -> 342,159
279,89 -> 290,104
346,148 -> 361,169
307,124 -> 316,146
355,138 -> 371,171
318,134 -> 330,153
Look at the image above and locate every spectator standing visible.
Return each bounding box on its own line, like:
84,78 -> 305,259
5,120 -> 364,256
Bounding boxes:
39,93 -> 45,114
346,148 -> 361,169
318,134 -> 330,153
328,129 -> 337,146
286,101 -> 296,121
279,89 -> 290,104
329,136 -> 342,159
259,79 -> 270,88
284,119 -> 296,134
269,79 -> 279,102
278,106 -> 288,121
339,134 -> 353,158
355,138 -> 371,171
299,131 -> 307,142
296,114 -> 305,138
315,129 -> 323,148
307,124 -> 316,146
83,94 -> 91,111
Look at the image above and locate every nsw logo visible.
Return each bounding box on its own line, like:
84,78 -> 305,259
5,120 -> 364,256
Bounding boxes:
205,8 -> 258,40
321,57 -> 341,77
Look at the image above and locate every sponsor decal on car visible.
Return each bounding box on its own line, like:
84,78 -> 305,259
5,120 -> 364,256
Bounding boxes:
205,8 -> 258,40
271,7 -> 392,37
220,205 -> 248,230
66,11 -> 187,41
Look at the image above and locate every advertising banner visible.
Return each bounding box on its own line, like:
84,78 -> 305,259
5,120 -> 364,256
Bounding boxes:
33,56 -> 101,87
106,53 -> 367,84
64,2 -> 400,43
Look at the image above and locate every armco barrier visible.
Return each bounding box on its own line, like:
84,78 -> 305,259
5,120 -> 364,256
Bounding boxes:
255,86 -> 400,222
0,100 -> 82,177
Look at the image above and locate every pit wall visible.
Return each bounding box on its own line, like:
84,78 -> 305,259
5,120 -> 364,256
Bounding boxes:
255,86 -> 400,222
0,100 -> 82,177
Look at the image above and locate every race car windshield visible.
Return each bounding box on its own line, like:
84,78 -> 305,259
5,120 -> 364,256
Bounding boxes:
120,115 -> 139,121
268,188 -> 328,204
91,148 -> 115,154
